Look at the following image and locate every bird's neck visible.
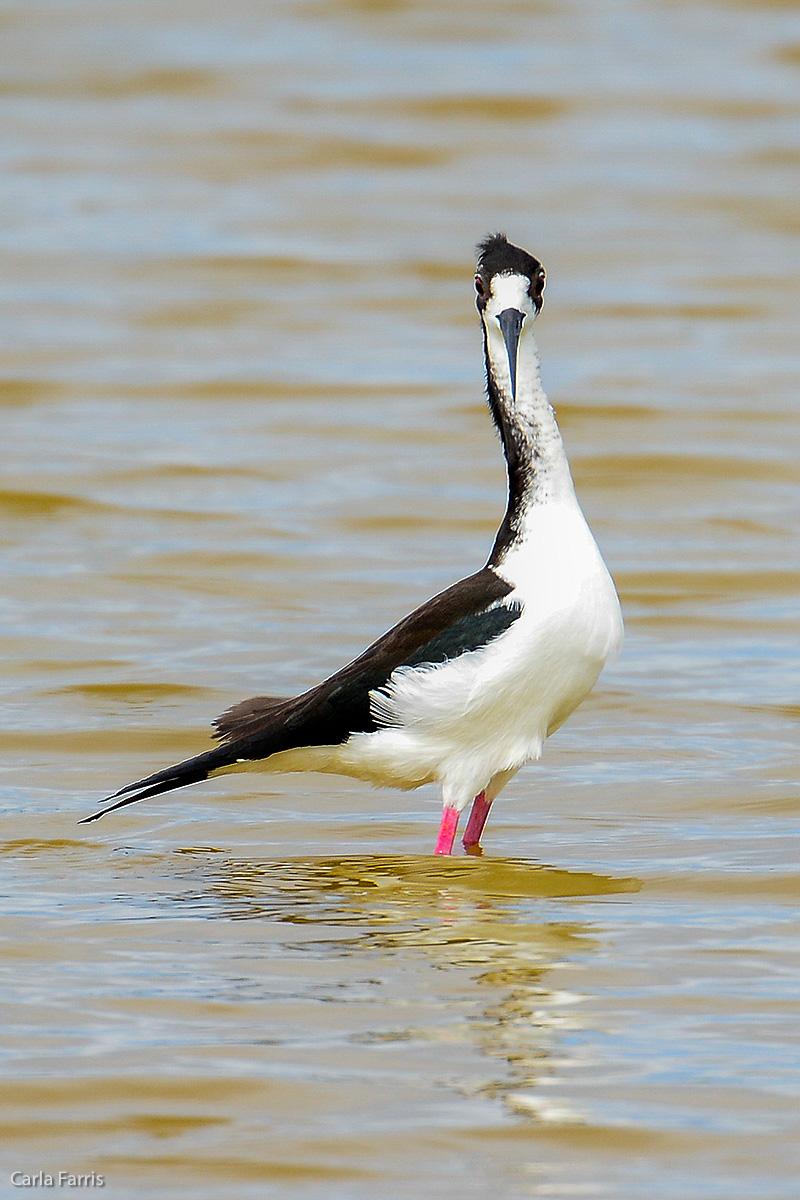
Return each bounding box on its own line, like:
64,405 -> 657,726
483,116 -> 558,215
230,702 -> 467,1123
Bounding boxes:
483,324 -> 577,564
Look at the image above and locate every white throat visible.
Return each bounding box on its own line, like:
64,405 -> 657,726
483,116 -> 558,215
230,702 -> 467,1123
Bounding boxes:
482,273 -> 576,522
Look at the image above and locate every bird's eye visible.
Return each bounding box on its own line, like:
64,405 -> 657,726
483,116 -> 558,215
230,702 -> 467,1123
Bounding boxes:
474,274 -> 485,297
530,269 -> 546,300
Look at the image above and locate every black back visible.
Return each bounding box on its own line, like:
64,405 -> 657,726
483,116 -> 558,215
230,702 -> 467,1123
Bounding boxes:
216,566 -> 520,757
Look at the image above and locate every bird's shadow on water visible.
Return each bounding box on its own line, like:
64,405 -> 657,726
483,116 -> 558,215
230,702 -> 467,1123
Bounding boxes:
170,851 -> 641,959
181,851 -> 638,922
171,850 -> 641,1116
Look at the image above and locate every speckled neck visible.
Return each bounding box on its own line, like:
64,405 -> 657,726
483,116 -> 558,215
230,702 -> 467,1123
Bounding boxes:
482,320 -> 576,565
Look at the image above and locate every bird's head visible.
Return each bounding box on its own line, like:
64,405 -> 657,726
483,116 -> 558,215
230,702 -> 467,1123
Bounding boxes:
475,233 -> 545,402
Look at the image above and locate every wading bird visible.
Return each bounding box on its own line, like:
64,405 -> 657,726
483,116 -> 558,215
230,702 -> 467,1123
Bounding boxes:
84,234 -> 623,854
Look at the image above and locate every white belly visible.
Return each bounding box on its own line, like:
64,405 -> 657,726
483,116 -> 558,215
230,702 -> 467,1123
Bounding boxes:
253,501 -> 623,809
316,505 -> 622,803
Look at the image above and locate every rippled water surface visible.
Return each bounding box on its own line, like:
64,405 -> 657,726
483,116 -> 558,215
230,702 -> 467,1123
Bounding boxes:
1,1 -> 799,1197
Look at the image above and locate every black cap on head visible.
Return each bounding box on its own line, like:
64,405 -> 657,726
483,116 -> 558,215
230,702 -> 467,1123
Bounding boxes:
475,232 -> 546,312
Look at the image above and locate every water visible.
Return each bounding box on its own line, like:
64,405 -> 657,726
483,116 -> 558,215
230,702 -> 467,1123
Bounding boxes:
1,0 -> 799,1196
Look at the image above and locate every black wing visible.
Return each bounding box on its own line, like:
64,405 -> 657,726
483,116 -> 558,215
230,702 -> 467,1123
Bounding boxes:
212,565 -> 518,748
82,566 -> 518,822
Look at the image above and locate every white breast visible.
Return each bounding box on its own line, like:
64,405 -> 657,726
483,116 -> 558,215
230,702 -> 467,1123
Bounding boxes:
498,498 -> 623,676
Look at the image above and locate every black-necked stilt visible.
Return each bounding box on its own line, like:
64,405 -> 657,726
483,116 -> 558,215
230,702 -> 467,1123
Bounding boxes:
84,235 -> 623,854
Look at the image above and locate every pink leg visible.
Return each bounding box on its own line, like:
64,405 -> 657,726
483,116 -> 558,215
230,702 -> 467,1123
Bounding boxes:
462,791 -> 492,849
434,805 -> 460,855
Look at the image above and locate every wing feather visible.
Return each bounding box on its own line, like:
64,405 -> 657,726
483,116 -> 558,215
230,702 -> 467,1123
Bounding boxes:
85,566 -> 517,820
214,566 -> 515,751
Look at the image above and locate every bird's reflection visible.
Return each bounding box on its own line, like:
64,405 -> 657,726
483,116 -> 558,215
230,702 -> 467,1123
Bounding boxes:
171,850 -> 639,1118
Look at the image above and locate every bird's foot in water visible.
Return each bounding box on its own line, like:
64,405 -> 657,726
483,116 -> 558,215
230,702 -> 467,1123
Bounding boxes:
434,805 -> 460,855
434,791 -> 493,855
462,791 -> 492,852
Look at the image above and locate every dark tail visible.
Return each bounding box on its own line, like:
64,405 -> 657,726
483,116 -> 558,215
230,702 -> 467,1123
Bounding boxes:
84,681 -> 347,824
81,744 -> 237,824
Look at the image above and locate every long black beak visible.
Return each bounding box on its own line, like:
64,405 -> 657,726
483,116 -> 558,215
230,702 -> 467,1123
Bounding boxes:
496,308 -> 525,401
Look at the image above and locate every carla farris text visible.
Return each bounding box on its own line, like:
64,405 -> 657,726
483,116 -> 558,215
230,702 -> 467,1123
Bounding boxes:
11,1174 -> 105,1189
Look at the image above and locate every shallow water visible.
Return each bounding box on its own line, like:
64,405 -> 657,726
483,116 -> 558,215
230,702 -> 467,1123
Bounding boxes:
1,0 -> 799,1197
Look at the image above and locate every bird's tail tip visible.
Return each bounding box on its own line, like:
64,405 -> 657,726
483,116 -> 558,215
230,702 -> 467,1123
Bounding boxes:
81,745 -> 236,825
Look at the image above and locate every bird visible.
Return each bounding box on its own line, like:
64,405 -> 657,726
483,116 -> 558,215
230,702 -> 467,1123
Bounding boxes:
83,234 -> 623,855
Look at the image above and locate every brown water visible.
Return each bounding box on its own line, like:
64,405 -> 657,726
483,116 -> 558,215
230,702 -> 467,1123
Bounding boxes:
1,0 -> 799,1197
